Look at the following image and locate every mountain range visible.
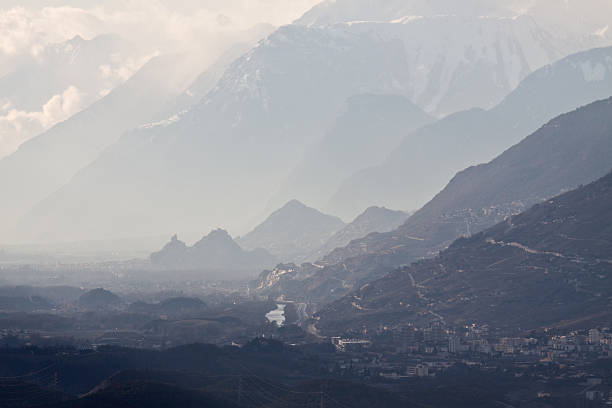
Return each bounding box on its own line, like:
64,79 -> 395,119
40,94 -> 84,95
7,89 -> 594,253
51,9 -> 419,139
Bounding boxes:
297,0 -> 612,39
151,230 -> 276,279
0,53 -> 204,243
298,0 -> 612,116
237,200 -> 346,263
13,24 -> 415,243
254,96 -> 612,304
10,1 -> 612,244
309,206 -> 409,261
0,34 -> 147,158
314,169 -> 612,334
327,45 -> 612,219
267,94 -> 432,212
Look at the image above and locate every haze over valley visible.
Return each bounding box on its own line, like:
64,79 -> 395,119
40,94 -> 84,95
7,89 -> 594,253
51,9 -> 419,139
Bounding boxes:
1,1 -> 612,407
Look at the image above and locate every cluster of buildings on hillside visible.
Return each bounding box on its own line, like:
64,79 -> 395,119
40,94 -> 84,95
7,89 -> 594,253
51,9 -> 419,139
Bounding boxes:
331,323 -> 612,360
325,324 -> 612,404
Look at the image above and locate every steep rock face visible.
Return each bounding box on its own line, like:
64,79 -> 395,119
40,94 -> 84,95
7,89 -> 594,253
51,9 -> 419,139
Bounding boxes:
310,207 -> 409,261
328,46 -> 612,219
253,263 -> 300,291
315,171 -> 612,334
151,230 -> 276,278
255,96 -> 612,304
238,200 -> 345,263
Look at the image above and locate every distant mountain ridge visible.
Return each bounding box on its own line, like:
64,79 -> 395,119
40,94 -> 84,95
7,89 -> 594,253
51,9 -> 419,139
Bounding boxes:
297,0 -> 612,42
314,170 -> 612,334
267,94 -> 432,212
8,2 -> 612,245
310,206 -> 409,262
237,200 -> 345,263
0,34 -> 146,157
334,95 -> 612,264
254,96 -> 612,304
327,45 -> 612,219
151,230 -> 276,278
16,24 -> 414,243
0,53 -> 204,243
15,10 -> 611,244
299,0 -> 612,116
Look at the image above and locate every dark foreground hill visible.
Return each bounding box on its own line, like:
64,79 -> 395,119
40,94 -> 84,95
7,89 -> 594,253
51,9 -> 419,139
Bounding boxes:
77,289 -> 122,311
0,342 -> 408,408
54,381 -> 237,408
0,340 -> 609,408
315,171 -> 612,334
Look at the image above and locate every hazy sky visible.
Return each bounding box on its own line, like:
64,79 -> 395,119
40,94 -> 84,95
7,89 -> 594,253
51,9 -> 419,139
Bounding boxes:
0,0 -> 321,57
0,0 -> 321,157
1,0 -> 609,157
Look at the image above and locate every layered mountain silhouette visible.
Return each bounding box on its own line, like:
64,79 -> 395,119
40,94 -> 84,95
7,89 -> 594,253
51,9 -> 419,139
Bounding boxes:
328,45 -> 612,219
315,170 -> 612,334
298,0 -> 612,116
309,206 -> 409,261
151,230 -> 276,278
13,5 -> 608,244
0,34 -> 145,157
267,94 -> 432,212
16,24 -> 415,243
255,96 -> 612,303
0,53 -> 204,242
237,200 -> 345,263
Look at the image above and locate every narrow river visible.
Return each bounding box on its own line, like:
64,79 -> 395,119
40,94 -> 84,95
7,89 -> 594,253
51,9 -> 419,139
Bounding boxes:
265,303 -> 286,327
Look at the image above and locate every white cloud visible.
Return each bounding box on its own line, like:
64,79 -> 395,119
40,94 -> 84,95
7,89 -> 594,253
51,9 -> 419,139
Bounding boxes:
99,51 -> 159,88
0,6 -> 104,56
594,25 -> 609,38
0,1 -> 321,155
0,1 -> 321,59
0,86 -> 84,158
